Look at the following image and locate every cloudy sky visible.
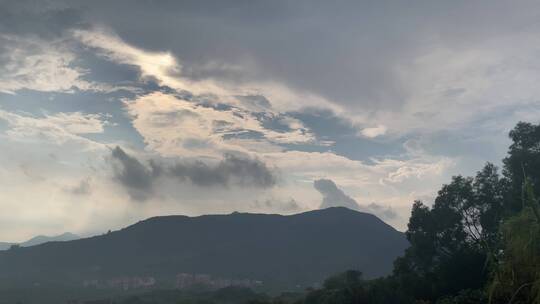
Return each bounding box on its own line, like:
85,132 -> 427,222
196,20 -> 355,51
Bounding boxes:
1,0 -> 540,241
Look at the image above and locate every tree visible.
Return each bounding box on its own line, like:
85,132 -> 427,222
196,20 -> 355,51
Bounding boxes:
394,164 -> 505,301
304,271 -> 369,304
488,177 -> 540,304
472,163 -> 505,250
503,122 -> 540,214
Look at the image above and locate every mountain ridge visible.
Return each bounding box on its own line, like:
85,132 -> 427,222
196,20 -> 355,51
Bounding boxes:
0,232 -> 80,250
0,207 -> 408,290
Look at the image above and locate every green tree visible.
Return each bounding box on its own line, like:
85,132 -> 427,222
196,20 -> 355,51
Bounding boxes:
488,177 -> 540,304
503,122 -> 540,213
394,164 -> 504,301
303,271 -> 369,304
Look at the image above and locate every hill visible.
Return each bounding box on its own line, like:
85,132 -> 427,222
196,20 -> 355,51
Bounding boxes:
0,232 -> 79,250
0,207 -> 407,291
20,232 -> 80,247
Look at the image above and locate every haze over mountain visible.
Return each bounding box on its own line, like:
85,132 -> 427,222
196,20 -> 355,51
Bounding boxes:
0,232 -> 79,251
0,207 -> 407,290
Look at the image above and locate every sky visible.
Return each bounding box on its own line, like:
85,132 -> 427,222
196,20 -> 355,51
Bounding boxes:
1,0 -> 540,241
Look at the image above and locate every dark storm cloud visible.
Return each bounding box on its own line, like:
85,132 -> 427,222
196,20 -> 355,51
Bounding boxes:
110,146 -> 276,201
314,178 -> 398,221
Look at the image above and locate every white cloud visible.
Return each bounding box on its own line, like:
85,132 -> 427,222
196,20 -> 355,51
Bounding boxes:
377,158 -> 454,184
74,28 -> 227,96
361,32 -> 540,136
40,112 -> 107,134
360,125 -> 387,138
0,109 -> 116,241
0,35 -> 94,94
0,110 -> 108,147
126,92 -> 317,158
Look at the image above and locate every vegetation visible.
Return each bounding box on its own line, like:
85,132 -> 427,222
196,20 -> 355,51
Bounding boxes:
488,178 -> 540,304
116,287 -> 270,304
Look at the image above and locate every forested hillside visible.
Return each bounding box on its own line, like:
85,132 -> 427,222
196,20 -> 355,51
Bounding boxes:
0,207 -> 407,294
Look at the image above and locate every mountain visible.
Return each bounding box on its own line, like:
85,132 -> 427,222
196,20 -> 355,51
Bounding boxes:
20,232 -> 80,247
0,243 -> 13,251
0,232 -> 79,250
0,207 -> 408,290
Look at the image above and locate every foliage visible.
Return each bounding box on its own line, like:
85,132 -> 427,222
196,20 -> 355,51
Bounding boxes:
488,178 -> 540,304
503,122 -> 540,213
118,287 -> 269,304
435,289 -> 486,304
389,163 -> 504,302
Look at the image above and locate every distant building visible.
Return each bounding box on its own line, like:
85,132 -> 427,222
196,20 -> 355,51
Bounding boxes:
83,279 -> 99,288
83,276 -> 155,290
107,276 -> 156,290
175,273 -> 195,289
174,273 -> 261,290
83,300 -> 113,304
66,300 -> 112,304
194,274 -> 212,285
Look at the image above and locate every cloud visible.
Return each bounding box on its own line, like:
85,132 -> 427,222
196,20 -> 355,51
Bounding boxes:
110,146 -> 277,201
377,158 -> 454,184
73,28 -> 226,96
253,198 -> 300,213
60,2 -> 540,139
73,27 -> 341,113
125,92 -> 317,158
313,178 -> 398,221
0,1 -> 81,39
0,109 -> 108,147
360,125 -> 387,138
0,35 -> 93,94
365,203 -> 398,220
169,154 -> 276,188
5,1 -> 540,134
0,29 -> 148,95
38,112 -> 107,134
65,178 -> 91,196
110,146 -> 156,201
313,179 -> 360,210
235,95 -> 272,112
